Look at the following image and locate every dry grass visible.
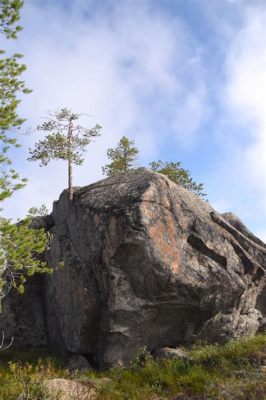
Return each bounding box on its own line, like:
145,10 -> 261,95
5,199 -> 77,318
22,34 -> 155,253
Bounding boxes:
0,334 -> 265,400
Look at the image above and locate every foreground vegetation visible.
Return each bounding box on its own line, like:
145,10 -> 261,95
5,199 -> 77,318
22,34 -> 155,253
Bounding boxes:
0,334 -> 265,400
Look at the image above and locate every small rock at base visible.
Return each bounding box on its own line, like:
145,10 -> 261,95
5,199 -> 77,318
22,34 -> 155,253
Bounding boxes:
154,347 -> 189,361
44,378 -> 97,400
65,354 -> 93,372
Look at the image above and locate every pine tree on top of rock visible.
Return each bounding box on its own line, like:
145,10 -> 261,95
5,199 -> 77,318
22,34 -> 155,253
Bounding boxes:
149,160 -> 206,198
28,108 -> 102,200
102,136 -> 139,176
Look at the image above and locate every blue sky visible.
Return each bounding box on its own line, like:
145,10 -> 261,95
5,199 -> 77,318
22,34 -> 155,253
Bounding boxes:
2,0 -> 266,240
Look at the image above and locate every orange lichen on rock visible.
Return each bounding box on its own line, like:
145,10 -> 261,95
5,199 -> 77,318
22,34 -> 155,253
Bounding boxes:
148,216 -> 180,273
141,184 -> 180,273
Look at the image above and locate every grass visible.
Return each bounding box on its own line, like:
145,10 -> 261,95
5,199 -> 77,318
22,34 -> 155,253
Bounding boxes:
0,334 -> 265,400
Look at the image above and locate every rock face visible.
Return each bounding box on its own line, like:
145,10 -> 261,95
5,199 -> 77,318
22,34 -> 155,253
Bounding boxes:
0,168 -> 265,367
0,275 -> 47,348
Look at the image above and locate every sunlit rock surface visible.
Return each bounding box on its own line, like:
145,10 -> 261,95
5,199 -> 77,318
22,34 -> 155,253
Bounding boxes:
1,168 -> 265,368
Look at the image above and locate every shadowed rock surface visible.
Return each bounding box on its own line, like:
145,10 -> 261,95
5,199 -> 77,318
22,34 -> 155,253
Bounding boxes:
0,275 -> 47,348
65,354 -> 93,372
0,168 -> 265,367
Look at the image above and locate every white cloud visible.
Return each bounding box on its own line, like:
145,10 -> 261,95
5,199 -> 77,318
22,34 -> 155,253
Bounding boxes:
172,86 -> 209,147
2,0 -> 265,242
208,4 -> 266,235
225,5 -> 266,185
2,0 -> 208,219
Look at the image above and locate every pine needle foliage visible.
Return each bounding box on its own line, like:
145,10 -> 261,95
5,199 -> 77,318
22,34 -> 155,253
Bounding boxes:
0,216 -> 51,296
28,108 -> 102,200
0,0 -> 30,202
149,160 -> 206,198
102,136 -> 139,176
0,151 -> 27,202
0,1 -> 49,298
27,205 -> 49,217
0,0 -> 23,38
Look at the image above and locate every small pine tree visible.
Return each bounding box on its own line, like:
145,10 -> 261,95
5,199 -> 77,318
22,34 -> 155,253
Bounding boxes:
27,204 -> 49,217
0,213 -> 50,297
0,2 -> 50,300
0,0 -> 23,38
28,108 -> 102,200
102,136 -> 139,176
0,0 -> 30,202
149,160 -> 206,198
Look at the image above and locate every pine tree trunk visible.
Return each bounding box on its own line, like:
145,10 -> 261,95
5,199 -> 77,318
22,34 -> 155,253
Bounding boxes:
68,124 -> 73,201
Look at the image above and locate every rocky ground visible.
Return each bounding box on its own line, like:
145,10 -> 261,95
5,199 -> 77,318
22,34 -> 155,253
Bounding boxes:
0,333 -> 265,400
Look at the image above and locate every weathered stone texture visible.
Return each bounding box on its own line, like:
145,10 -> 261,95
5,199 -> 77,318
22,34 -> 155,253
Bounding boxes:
1,168 -> 265,367
44,168 -> 265,367
44,379 -> 97,400
0,275 -> 47,348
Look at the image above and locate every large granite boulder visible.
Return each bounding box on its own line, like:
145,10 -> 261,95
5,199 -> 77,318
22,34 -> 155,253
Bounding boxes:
44,168 -> 265,367
0,168 -> 265,368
